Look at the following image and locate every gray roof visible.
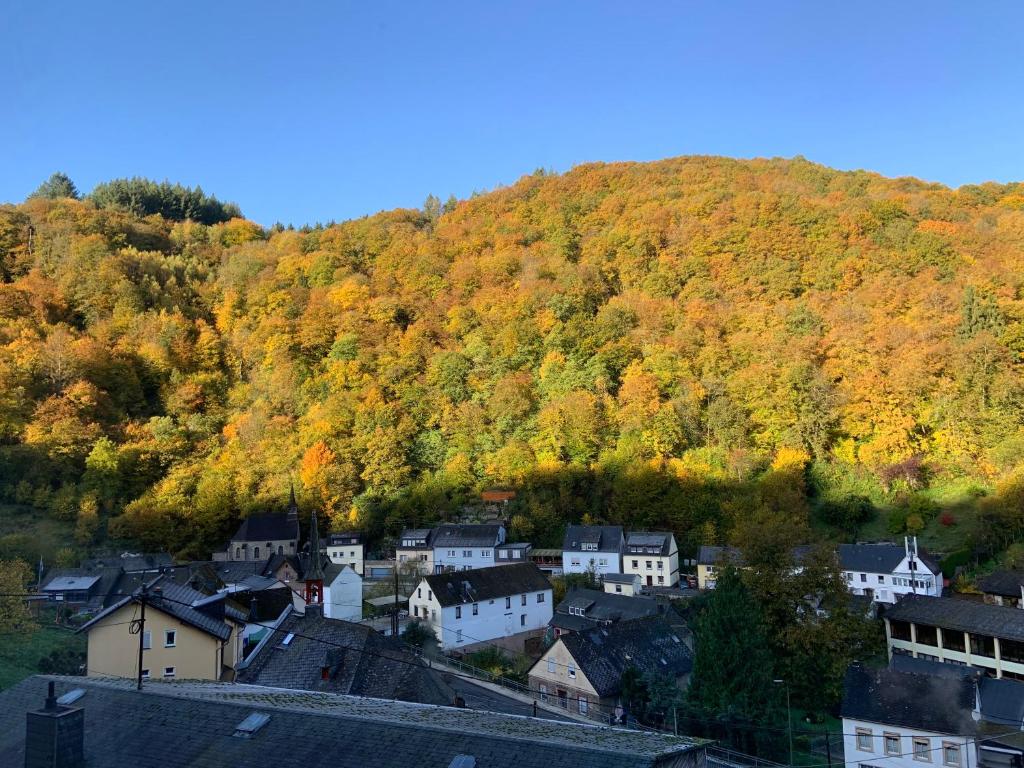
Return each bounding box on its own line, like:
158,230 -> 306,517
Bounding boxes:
979,570 -> 1024,599
980,677 -> 1024,727
41,575 -> 100,591
432,524 -> 504,548
563,525 -> 624,553
399,528 -> 435,550
79,576 -> 241,642
698,545 -> 814,567
231,513 -> 300,544
497,542 -> 532,551
625,532 -> 674,556
553,588 -> 660,632
237,611 -> 452,706
556,617 -> 693,698
838,543 -> 940,575
602,573 -> 638,584
328,533 -> 363,546
0,676 -> 703,768
841,663 -> 977,734
81,552 -> 173,572
424,563 -> 551,608
885,594 -> 1024,643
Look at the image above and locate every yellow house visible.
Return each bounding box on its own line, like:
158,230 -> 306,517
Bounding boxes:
80,578 -> 246,682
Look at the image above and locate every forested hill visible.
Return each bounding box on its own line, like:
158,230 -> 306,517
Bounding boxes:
1,157 -> 1023,563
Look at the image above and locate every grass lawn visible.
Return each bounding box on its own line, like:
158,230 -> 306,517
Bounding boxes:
0,620 -> 86,691
0,503 -> 76,563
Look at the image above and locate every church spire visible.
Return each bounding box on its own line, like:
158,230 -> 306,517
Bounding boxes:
304,507 -> 325,605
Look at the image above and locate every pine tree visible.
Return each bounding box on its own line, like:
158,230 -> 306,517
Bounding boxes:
30,172 -> 79,200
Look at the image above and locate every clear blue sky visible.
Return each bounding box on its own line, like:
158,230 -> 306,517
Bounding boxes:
4,2 -> 1023,226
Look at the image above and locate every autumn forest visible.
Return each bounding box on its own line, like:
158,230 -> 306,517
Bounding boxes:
1,157 -> 1023,570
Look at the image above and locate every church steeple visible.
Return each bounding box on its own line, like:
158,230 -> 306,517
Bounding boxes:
287,481 -> 299,524
304,508 -> 325,605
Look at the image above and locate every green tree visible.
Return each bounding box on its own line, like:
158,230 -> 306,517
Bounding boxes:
0,559 -> 35,630
30,172 -> 79,200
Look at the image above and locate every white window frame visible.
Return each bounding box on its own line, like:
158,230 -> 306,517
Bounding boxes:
942,742 -> 960,767
164,630 -> 176,648
163,666 -> 176,679
884,733 -> 900,756
856,728 -> 873,752
914,737 -> 931,762
568,662 -> 576,679
578,695 -> 588,715
547,658 -> 556,673
142,630 -> 152,650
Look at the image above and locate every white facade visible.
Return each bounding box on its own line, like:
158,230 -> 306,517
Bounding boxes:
841,717 -> 976,768
433,545 -> 500,572
562,549 -> 621,577
323,566 -> 362,622
603,574 -> 642,596
327,537 -> 364,576
623,533 -> 680,588
408,579 -> 552,651
842,539 -> 942,605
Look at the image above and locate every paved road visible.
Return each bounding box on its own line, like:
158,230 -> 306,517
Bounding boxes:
443,675 -> 577,723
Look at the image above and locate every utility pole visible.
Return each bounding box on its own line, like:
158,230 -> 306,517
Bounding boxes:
825,726 -> 833,768
135,584 -> 148,691
673,705 -> 678,736
774,679 -> 793,766
392,562 -> 400,637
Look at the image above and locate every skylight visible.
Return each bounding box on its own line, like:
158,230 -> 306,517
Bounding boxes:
281,633 -> 295,646
233,712 -> 271,738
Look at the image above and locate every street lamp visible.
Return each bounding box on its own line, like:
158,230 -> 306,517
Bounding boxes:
774,679 -> 793,766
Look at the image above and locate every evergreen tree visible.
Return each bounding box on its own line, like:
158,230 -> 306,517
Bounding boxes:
30,172 -> 79,200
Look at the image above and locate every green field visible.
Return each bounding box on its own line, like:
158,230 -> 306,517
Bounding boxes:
0,620 -> 86,691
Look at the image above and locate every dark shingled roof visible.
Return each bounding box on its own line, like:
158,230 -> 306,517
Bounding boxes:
980,677 -> 1024,727
231,513 -> 300,544
698,545 -> 815,567
432,524 -> 505,548
79,576 -> 242,642
841,663 -> 977,734
885,594 -> 1024,643
424,563 -> 551,608
979,570 -> 1024,599
552,588 -> 660,632
0,676 -> 704,768
557,617 -> 692,698
81,552 -> 173,572
838,542 -> 940,575
563,525 -> 624,553
625,532 -> 674,556
236,611 -> 453,706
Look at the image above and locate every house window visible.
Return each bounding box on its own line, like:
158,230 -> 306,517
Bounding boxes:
537,593 -> 545,603
521,594 -> 527,606
163,667 -> 176,679
877,575 -> 884,584
463,550 -> 472,558
860,573 -> 867,582
916,624 -> 938,647
254,547 -> 260,559
889,620 -> 912,641
164,630 -> 176,648
943,743 -> 960,767
657,576 -> 664,585
540,684 -> 548,701
482,550 -> 491,558
235,548 -> 241,559
456,629 -> 463,643
570,558 -> 580,567
427,590 -> 432,601
141,669 -> 150,679
598,558 -> 607,566
413,606 -> 419,617
142,630 -> 152,650
417,588 -> 422,599
884,733 -> 900,755
632,560 -> 638,568
568,662 -> 576,679
970,633 -> 995,657
914,737 -> 931,762
278,545 -> 283,555
547,658 -> 556,673
646,561 -> 652,569
578,695 -> 588,715
505,597 -> 511,609
856,728 -> 873,752
455,606 -> 462,619
499,550 -> 508,559
657,561 -> 663,569
615,585 -> 622,593
472,603 -> 479,616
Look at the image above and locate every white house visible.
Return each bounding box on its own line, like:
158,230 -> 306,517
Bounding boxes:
623,531 -> 680,587
841,657 -> 1024,768
561,525 -> 624,577
431,524 -> 506,572
602,573 -> 642,596
326,533 -> 364,576
322,564 -> 362,622
407,563 -> 552,651
839,538 -> 942,604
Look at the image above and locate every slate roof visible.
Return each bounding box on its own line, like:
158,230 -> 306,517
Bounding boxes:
79,576 -> 241,642
41,575 -> 100,591
556,617 -> 692,698
841,663 -> 977,734
980,677 -> 1024,727
424,563 -> 551,608
432,524 -> 505,548
563,525 -> 624,553
237,611 -> 451,705
885,594 -> 1024,643
231,512 -> 300,543
81,552 -> 173,572
398,528 -> 435,550
979,570 -> 1024,599
602,573 -> 638,585
838,543 -> 940,575
40,565 -> 125,612
698,545 -> 814,567
0,676 -> 703,768
625,532 -> 674,556
552,588 -> 660,632
328,533 -> 363,546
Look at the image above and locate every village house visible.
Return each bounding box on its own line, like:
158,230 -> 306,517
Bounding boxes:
979,570 -> 1024,609
236,605 -> 453,705
408,562 -> 553,651
623,532 -> 680,588
0,675 -> 707,768
321,564 -> 362,622
603,573 -> 643,596
528,616 -> 693,721
841,656 -> 1024,768
325,532 -> 365,576
431,523 -> 507,572
884,594 -> 1024,681
78,575 -> 247,682
396,527 -> 436,574
562,525 -> 624,577
551,587 -> 660,637
223,491 -> 300,562
839,538 -> 942,604
529,548 -> 564,575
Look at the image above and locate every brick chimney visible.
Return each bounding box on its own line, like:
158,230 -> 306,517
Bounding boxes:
24,681 -> 84,768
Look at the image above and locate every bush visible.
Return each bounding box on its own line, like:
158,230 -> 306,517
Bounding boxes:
887,509 -> 908,535
401,620 -> 436,649
906,513 -> 925,535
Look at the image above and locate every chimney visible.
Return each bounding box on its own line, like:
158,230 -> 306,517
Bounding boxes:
305,602 -> 323,618
320,666 -> 330,681
24,682 -> 85,768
